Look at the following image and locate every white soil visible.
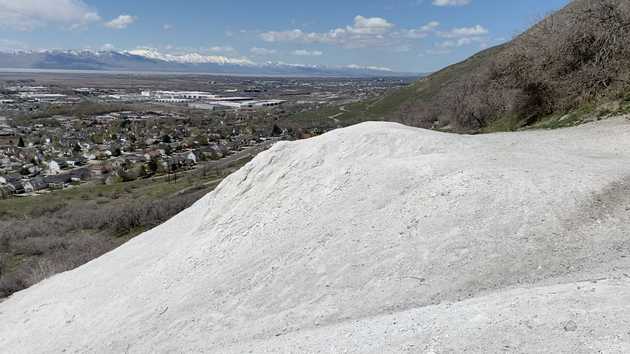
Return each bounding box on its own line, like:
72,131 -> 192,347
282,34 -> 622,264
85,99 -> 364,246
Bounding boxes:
2,117 -> 630,353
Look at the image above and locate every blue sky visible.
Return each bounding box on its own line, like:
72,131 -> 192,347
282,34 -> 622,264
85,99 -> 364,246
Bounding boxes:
0,0 -> 571,73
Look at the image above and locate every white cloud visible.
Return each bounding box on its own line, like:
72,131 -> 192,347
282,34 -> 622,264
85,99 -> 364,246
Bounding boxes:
261,29 -> 308,43
260,15 -> 395,48
397,21 -> 440,39
393,45 -> 411,52
101,43 -> 115,51
0,0 -> 100,31
292,49 -> 323,56
258,15 -> 489,58
425,48 -> 452,55
432,0 -> 471,7
105,14 -> 136,30
437,37 -> 484,48
439,25 -> 488,38
163,24 -> 173,31
425,24 -> 490,55
351,15 -> 393,35
346,64 -> 393,72
0,38 -> 28,52
429,24 -> 490,54
250,47 -> 277,55
208,46 -> 236,54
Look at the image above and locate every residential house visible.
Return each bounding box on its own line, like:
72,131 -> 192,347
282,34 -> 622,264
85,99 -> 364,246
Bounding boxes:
46,160 -> 61,175
44,174 -> 72,189
23,177 -> 47,193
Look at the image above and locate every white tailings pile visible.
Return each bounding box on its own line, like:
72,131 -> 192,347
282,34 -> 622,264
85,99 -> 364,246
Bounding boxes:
2,118 -> 630,353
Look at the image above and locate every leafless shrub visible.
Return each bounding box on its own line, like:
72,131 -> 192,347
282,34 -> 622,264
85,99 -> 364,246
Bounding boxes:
0,188 -> 209,298
402,0 -> 630,130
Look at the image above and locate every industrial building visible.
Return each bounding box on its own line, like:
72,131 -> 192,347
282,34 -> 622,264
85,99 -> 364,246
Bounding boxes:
141,90 -> 285,110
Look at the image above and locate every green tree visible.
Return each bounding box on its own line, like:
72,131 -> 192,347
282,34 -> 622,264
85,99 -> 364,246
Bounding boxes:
148,158 -> 159,174
91,134 -> 104,144
271,124 -> 283,136
198,135 -> 209,146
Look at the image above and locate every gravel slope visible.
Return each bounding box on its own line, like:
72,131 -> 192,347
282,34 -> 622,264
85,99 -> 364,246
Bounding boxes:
1,117 -> 630,353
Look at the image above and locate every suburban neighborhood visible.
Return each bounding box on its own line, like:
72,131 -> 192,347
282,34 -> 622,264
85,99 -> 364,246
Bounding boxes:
0,75 -> 411,198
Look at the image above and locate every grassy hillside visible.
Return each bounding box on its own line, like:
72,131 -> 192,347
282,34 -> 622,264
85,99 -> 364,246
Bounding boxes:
297,0 -> 630,133
421,0 -> 630,131
363,45 -> 505,128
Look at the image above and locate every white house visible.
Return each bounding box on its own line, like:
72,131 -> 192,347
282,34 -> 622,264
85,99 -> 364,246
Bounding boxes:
47,160 -> 61,175
185,151 -> 197,164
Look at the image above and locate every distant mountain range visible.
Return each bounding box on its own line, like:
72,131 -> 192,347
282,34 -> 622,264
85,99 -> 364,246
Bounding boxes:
0,49 -> 415,77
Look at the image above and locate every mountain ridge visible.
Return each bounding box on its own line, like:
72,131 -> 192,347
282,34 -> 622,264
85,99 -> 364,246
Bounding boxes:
0,49 -> 415,77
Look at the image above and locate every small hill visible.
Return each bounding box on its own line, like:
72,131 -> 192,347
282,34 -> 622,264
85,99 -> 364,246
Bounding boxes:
347,0 -> 630,132
1,117 -> 630,352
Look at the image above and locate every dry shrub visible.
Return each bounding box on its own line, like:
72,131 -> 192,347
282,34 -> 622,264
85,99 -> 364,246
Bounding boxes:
402,0 -> 630,130
0,188 -> 208,298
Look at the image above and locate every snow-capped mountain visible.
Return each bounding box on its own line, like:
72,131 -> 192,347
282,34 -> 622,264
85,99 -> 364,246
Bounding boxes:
0,49 -> 413,77
125,48 -> 256,66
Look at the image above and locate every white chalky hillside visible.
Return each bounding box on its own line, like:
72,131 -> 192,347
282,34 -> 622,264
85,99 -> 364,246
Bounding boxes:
2,117 -> 630,353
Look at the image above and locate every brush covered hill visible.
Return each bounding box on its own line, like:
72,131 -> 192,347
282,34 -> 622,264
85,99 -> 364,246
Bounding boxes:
347,0 -> 630,132
1,117 -> 630,352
